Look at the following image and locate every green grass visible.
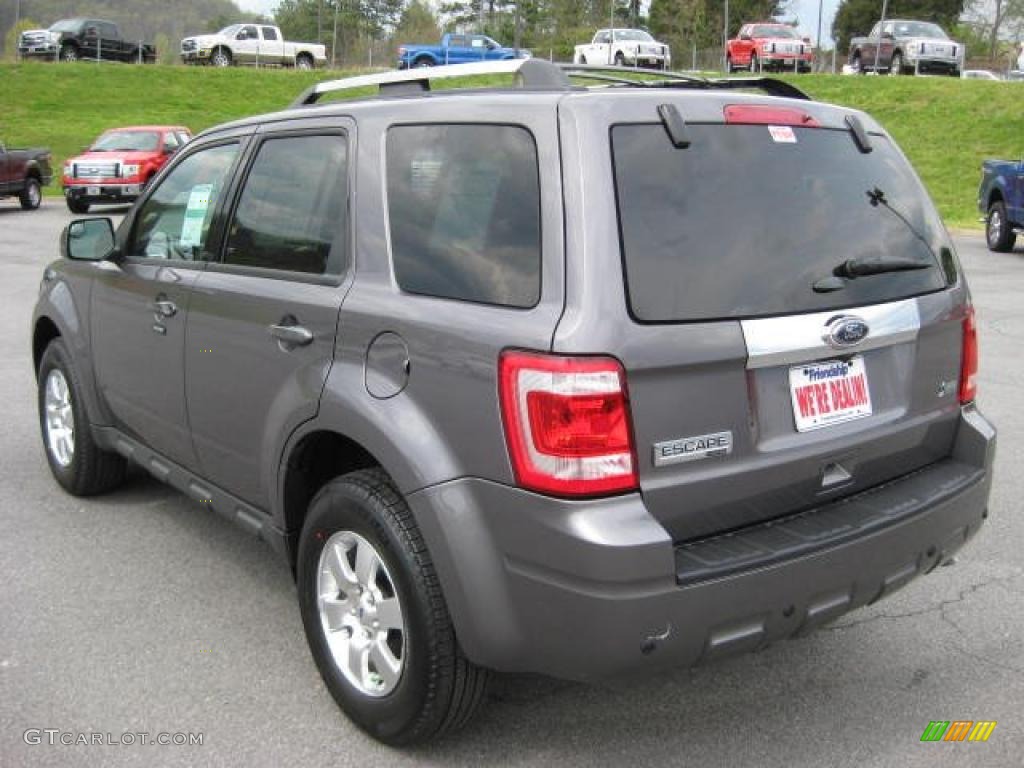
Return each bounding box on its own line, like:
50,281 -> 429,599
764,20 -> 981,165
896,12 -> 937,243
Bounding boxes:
1,62 -> 1019,228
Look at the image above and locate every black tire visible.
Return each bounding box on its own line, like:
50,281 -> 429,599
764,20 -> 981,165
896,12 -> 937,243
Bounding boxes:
19,177 -> 41,210
211,48 -> 231,67
413,57 -> 433,68
66,197 -> 89,214
579,54 -> 587,64
59,43 -> 78,62
750,52 -> 759,72
296,53 -> 313,70
851,53 -> 865,74
614,51 -> 625,67
890,51 -> 903,75
726,56 -> 734,73
986,200 -> 1016,252
297,469 -> 488,745
37,339 -> 126,496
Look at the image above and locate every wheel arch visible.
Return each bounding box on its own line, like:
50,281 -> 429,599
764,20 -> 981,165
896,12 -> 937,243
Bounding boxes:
988,187 -> 1005,208
33,316 -> 61,374
280,429 -> 383,548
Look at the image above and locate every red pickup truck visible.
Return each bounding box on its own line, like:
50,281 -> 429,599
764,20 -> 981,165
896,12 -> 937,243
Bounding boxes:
62,125 -> 191,213
726,23 -> 813,73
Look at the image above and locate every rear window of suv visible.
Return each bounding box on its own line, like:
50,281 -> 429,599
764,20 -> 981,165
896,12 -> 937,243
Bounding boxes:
611,123 -> 950,323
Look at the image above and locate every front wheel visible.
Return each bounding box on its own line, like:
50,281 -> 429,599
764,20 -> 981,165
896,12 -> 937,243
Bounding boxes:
19,177 -> 41,210
750,53 -> 759,72
37,340 -> 126,496
66,197 -> 89,214
614,51 -> 625,66
210,48 -> 231,67
986,200 -> 1017,252
579,54 -> 587,64
297,469 -> 488,745
59,44 -> 78,62
890,52 -> 904,75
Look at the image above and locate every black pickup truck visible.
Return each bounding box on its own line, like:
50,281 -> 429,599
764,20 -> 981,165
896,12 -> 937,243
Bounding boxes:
0,140 -> 52,210
18,18 -> 156,63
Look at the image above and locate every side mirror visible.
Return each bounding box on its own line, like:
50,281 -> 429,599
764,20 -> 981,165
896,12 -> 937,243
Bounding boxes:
881,31 -> 894,39
61,218 -> 117,262
740,33 -> 752,41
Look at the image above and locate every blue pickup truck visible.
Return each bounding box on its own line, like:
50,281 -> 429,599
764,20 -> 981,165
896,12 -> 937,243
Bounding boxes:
397,33 -> 529,69
978,158 -> 1023,251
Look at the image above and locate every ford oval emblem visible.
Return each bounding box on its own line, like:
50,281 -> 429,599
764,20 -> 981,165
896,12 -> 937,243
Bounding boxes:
825,316 -> 870,348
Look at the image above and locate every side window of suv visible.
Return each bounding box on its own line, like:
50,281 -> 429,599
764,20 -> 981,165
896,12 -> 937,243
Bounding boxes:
222,134 -> 348,276
128,143 -> 239,261
386,124 -> 541,308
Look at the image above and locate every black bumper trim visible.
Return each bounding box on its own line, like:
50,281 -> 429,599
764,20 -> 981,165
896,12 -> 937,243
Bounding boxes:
675,459 -> 983,587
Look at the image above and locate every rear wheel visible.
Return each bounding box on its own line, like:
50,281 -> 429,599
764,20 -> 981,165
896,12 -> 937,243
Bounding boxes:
750,53 -> 759,72
37,339 -> 126,496
297,469 -> 488,745
296,53 -> 313,70
890,51 -> 904,75
19,177 -> 41,210
413,57 -> 433,68
986,200 -> 1016,252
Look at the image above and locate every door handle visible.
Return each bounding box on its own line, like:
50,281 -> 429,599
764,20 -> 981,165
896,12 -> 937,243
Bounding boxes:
269,322 -> 313,348
151,298 -> 177,318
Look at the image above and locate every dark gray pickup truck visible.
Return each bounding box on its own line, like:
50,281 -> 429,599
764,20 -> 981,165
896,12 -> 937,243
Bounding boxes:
32,60 -> 995,745
0,139 -> 52,210
19,18 -> 156,63
849,19 -> 964,76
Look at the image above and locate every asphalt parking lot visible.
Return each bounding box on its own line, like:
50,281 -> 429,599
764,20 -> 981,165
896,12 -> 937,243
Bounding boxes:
1,200 -> 1022,767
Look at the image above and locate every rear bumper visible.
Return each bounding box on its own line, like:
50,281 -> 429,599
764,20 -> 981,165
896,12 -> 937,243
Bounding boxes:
410,406 -> 995,681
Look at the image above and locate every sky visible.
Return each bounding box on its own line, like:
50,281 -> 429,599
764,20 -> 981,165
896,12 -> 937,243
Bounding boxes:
235,0 -> 843,47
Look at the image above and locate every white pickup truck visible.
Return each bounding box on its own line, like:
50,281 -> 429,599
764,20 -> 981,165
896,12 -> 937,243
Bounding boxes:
180,23 -> 327,69
573,28 -> 671,69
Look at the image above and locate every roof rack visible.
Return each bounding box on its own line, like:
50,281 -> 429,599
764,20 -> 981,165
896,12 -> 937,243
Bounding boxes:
290,59 -> 812,108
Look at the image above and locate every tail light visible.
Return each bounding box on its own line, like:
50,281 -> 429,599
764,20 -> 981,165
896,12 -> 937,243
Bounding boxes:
498,351 -> 638,497
724,105 -> 821,127
959,306 -> 978,404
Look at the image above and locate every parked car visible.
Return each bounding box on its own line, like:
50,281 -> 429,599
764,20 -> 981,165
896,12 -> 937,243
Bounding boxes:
726,22 -> 813,72
62,126 -> 191,213
34,59 -> 994,746
180,23 -> 326,68
18,18 -> 156,63
573,28 -> 671,68
978,158 -> 1023,251
848,19 -> 963,76
0,139 -> 52,210
397,33 -> 529,68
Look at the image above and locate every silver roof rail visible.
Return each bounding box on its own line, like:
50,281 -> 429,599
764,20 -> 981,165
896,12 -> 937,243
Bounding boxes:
291,58 -> 572,107
290,58 -> 811,108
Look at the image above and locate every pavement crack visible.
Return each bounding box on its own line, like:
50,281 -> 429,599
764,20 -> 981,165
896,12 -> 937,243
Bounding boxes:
824,569 -> 1024,633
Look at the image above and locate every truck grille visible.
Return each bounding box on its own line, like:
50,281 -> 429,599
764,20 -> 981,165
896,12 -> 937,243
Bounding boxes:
20,32 -> 49,46
74,162 -> 119,179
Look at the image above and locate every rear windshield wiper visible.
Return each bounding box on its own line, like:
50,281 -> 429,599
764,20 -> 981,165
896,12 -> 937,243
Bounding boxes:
833,256 -> 932,278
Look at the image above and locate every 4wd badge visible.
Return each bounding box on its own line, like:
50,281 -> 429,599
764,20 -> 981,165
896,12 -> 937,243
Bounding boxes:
653,431 -> 733,467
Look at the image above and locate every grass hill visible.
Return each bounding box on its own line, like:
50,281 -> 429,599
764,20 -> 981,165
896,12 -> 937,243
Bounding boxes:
1,62 -> 1020,228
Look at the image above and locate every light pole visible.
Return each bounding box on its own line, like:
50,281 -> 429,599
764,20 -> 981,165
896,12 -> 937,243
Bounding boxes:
609,0 -> 615,65
873,0 -> 889,73
816,0 -> 823,68
723,0 -> 730,72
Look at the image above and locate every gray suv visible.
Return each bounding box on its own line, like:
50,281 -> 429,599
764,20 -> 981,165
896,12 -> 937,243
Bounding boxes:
32,60 -> 995,745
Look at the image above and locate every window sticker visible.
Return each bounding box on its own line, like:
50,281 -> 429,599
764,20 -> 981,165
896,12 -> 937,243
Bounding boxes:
180,183 -> 213,247
768,125 -> 797,143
